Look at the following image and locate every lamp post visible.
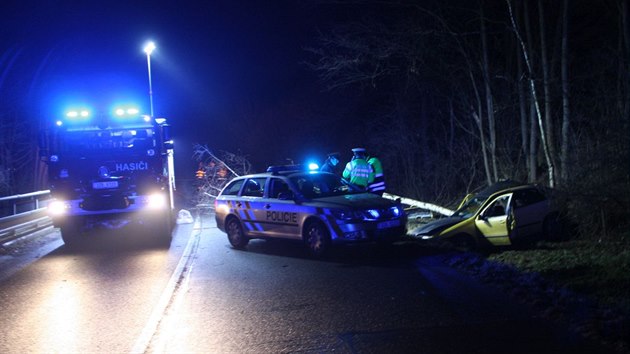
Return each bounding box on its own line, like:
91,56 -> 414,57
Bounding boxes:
144,41 -> 156,117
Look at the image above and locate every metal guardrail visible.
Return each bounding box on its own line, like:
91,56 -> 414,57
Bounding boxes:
0,190 -> 54,245
0,213 -> 53,245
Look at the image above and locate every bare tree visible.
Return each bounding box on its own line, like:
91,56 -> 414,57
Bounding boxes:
560,0 -> 571,183
191,144 -> 252,207
0,109 -> 35,195
506,0 -> 556,187
480,3 -> 499,183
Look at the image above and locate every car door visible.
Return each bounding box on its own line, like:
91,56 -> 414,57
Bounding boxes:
260,177 -> 301,239
475,194 -> 512,246
509,188 -> 550,243
237,177 -> 269,236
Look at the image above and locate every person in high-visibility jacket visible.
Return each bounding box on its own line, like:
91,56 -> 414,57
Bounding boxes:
367,154 -> 386,195
342,148 -> 373,190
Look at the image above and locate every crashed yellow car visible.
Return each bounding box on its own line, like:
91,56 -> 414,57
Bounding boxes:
411,183 -> 564,250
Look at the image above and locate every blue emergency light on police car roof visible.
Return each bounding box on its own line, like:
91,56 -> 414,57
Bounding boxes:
267,165 -> 303,173
267,164 -> 321,174
65,109 -> 91,120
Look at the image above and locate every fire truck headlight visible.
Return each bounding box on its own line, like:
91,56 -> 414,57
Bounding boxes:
48,201 -> 69,216
148,193 -> 167,209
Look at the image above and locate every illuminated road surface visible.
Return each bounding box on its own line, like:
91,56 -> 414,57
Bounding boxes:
0,214 -> 609,353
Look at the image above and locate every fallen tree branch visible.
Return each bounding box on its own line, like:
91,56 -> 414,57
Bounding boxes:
382,193 -> 454,216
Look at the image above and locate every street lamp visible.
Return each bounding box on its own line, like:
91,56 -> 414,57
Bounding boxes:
144,41 -> 156,117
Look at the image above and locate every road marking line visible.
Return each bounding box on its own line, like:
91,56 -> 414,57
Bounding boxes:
130,218 -> 201,354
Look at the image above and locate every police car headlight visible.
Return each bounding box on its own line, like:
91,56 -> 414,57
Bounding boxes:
331,209 -> 364,221
390,206 -> 402,217
48,200 -> 70,215
367,209 -> 380,219
147,193 -> 167,209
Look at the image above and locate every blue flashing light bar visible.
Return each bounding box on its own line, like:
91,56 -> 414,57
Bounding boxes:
267,164 -> 317,174
113,106 -> 141,118
65,109 -> 91,119
58,102 -> 151,129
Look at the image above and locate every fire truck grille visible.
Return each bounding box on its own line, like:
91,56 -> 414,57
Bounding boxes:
81,195 -> 130,211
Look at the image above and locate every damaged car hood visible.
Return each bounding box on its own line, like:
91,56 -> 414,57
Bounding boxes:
410,216 -> 464,236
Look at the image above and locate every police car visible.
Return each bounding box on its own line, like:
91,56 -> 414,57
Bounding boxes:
214,165 -> 407,257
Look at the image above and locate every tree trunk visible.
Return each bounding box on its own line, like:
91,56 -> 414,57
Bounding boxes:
507,0 -> 555,187
523,0 -> 538,183
538,0 -> 556,176
480,3 -> 499,182
515,0 -> 530,181
560,0 -> 571,184
619,0 -> 630,191
470,68 -> 493,187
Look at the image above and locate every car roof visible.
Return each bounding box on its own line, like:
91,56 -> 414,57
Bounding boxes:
232,170 -> 330,180
474,180 -> 529,199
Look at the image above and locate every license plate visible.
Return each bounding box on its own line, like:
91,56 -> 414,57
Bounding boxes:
93,181 -> 119,189
377,219 -> 400,229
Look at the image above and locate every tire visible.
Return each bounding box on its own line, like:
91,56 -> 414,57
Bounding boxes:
303,220 -> 331,257
155,212 -> 173,247
449,234 -> 477,252
60,222 -> 83,248
226,217 -> 248,249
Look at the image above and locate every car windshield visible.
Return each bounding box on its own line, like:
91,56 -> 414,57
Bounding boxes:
452,196 -> 487,219
289,173 -> 355,198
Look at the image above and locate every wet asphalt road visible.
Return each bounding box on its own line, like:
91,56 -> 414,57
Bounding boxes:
0,213 -> 610,353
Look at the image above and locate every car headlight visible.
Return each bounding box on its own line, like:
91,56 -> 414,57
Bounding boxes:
390,205 -> 403,217
331,209 -> 364,221
367,209 -> 380,219
331,209 -> 387,221
147,193 -> 167,209
48,200 -> 70,215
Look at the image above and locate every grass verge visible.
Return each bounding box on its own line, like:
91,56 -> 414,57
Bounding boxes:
488,239 -> 630,314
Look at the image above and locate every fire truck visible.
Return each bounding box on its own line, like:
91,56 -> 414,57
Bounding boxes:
40,104 -> 176,246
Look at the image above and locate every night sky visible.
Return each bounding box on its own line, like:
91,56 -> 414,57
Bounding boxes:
1,1 -> 352,176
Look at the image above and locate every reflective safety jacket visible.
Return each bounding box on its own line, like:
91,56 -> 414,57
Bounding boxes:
342,158 -> 373,188
367,157 -> 386,194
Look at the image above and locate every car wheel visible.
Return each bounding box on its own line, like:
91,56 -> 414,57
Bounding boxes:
304,220 -> 331,257
60,222 -> 83,248
450,234 -> 476,252
154,212 -> 173,247
226,217 -> 248,249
